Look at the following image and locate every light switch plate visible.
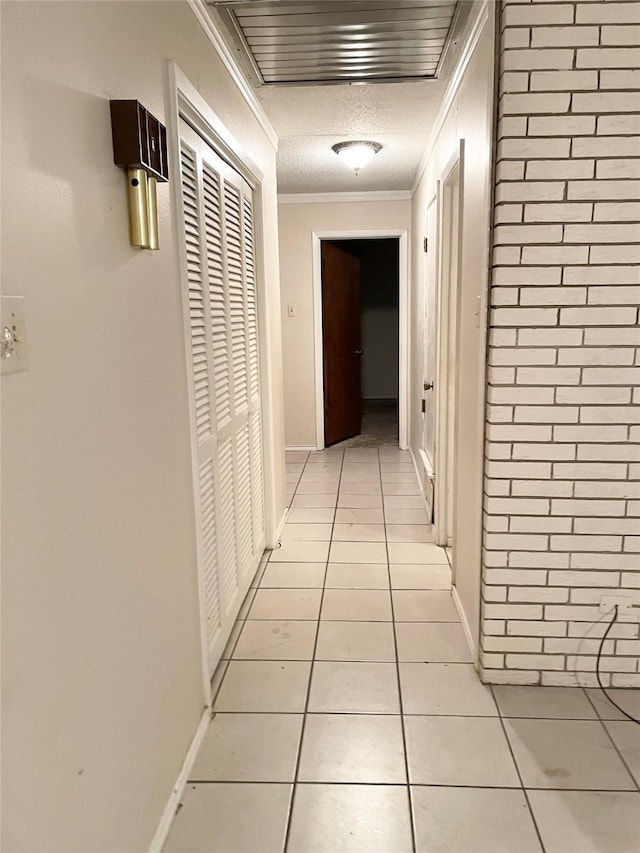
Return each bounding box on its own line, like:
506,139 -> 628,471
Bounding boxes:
1,295 -> 28,374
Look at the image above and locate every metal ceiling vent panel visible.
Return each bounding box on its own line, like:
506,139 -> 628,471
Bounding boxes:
210,1 -> 461,85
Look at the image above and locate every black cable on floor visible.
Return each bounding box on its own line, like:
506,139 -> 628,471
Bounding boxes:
596,605 -> 640,725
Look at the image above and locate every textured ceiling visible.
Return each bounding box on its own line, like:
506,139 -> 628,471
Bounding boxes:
266,82 -> 446,192
207,1 -> 477,194
277,132 -> 432,192
257,77 -> 447,137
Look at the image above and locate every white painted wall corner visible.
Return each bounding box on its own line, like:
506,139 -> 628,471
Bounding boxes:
452,585 -> 478,667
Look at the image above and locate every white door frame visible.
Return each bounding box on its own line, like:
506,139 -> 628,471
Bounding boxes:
433,141 -> 465,549
311,229 -> 410,450
417,191 -> 440,516
166,61 -> 278,701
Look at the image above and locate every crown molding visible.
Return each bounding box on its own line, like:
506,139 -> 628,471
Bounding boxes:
186,0 -> 278,150
411,0 -> 490,194
278,190 -> 412,205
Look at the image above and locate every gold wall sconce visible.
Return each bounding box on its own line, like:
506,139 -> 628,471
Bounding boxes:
110,100 -> 169,250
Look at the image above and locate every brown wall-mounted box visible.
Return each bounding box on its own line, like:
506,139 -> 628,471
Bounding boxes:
110,100 -> 169,182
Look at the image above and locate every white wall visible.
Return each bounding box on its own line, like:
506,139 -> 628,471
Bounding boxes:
0,1 -> 285,850
278,200 -> 411,447
410,9 -> 494,651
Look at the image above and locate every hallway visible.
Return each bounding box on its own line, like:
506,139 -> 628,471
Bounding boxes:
3,1 -> 640,848
164,448 -> 639,853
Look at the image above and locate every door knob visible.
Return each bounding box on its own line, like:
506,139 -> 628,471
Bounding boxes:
424,382 -> 433,391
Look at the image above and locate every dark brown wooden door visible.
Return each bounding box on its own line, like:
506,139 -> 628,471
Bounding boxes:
322,241 -> 362,446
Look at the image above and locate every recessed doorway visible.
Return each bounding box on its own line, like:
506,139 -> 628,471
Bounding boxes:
312,230 -> 408,450
417,142 -> 464,558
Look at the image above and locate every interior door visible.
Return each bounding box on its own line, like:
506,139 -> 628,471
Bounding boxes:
322,241 -> 362,446
178,118 -> 265,677
422,194 -> 439,469
444,177 -> 461,547
418,194 -> 440,522
432,155 -> 462,550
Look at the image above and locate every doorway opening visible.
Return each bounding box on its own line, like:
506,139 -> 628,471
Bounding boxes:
320,238 -> 400,448
417,142 -> 464,565
440,161 -> 461,552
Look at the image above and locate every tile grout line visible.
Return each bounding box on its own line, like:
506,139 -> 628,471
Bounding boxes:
207,708 -> 640,722
282,445 -> 345,853
256,584 -> 449,590
490,685 -> 548,853
280,446 -> 323,852
179,778 -> 640,793
231,656 -> 470,664
217,572 -> 260,671
285,461 -> 305,491
244,617 -> 459,622
283,449 -> 310,509
582,686 -> 640,794
214,452 -> 313,776
191,556 -> 268,782
378,447 -> 418,853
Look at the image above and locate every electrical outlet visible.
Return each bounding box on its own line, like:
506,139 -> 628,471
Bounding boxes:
599,594 -> 635,615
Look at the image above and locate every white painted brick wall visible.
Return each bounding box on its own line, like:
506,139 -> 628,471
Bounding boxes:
482,0 -> 640,687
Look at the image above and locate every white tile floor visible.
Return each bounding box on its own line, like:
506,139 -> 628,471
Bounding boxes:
164,447 -> 640,853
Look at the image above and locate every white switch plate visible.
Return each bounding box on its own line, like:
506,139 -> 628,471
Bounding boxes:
1,295 -> 28,374
287,304 -> 297,318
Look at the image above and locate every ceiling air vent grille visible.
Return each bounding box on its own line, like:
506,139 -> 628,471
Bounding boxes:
209,1 -> 460,85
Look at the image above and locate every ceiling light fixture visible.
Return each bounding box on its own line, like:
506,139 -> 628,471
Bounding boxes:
332,140 -> 382,175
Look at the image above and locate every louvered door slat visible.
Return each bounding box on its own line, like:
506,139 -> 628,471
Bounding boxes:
217,437 -> 239,609
202,162 -> 232,430
243,196 -> 260,402
224,182 -> 249,414
235,424 -> 254,574
181,140 -> 212,447
250,408 -> 265,551
199,459 -> 221,650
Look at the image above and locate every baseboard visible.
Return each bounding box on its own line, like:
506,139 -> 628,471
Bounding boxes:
149,706 -> 211,852
408,446 -> 426,499
417,448 -> 434,480
265,508 -> 288,550
452,585 -> 477,666
274,508 -> 288,546
412,448 -> 437,528
285,445 -> 316,452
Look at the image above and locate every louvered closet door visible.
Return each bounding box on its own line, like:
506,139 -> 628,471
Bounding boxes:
178,119 -> 265,677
